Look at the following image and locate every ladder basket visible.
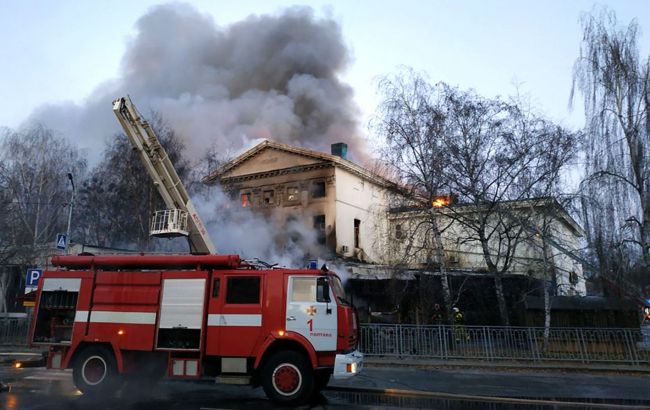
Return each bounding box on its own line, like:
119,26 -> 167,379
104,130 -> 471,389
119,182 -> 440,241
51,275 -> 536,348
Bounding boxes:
150,209 -> 189,237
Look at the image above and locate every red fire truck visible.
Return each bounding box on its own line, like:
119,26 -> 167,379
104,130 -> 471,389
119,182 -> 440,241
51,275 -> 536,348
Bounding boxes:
29,96 -> 362,404
30,254 -> 362,404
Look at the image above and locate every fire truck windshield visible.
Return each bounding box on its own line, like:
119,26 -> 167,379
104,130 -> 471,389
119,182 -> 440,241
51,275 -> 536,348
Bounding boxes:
330,276 -> 350,306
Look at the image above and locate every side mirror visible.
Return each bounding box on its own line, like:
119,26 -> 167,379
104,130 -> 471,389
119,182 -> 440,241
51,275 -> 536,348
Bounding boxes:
317,277 -> 330,303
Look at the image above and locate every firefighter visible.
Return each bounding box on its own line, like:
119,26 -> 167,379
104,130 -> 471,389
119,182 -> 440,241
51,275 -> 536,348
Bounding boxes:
431,303 -> 443,325
452,307 -> 463,323
453,307 -> 469,342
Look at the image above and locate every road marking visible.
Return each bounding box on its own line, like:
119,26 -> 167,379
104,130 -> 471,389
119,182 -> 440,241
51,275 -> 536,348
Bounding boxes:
24,370 -> 71,380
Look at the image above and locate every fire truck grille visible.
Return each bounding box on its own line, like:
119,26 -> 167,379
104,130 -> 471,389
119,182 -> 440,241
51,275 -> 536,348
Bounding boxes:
348,333 -> 358,350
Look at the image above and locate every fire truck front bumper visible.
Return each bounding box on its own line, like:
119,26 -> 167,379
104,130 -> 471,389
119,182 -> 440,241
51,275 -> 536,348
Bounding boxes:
333,350 -> 363,379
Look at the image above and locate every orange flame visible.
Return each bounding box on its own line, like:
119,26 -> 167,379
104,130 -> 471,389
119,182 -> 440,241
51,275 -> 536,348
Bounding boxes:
432,196 -> 451,208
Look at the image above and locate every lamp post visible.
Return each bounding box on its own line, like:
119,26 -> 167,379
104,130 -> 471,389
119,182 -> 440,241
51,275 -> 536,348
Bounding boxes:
65,173 -> 75,254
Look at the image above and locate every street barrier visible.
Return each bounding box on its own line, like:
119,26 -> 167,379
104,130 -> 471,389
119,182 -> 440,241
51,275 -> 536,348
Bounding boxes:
2,317 -> 650,367
359,323 -> 650,366
0,317 -> 30,345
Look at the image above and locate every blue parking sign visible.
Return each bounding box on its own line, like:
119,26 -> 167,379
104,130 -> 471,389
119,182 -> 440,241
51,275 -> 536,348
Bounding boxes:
26,269 -> 42,287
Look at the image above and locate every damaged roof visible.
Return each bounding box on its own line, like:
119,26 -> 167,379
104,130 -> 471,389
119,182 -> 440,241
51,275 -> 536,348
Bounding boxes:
202,139 -> 397,188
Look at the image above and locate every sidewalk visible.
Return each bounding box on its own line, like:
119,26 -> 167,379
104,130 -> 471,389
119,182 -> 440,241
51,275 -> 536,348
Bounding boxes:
363,356 -> 650,374
328,365 -> 650,403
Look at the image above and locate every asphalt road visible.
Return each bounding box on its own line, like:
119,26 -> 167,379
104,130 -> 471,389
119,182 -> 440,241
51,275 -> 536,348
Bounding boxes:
1,365 -> 650,410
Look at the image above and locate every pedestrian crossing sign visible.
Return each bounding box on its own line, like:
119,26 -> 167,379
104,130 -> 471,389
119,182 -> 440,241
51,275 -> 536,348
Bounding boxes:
56,233 -> 67,250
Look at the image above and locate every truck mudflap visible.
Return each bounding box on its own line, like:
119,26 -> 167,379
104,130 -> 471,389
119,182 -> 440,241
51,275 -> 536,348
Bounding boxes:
332,350 -> 363,379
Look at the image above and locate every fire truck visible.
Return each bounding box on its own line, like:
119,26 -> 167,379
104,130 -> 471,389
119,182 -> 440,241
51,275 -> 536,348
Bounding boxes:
29,97 -> 363,405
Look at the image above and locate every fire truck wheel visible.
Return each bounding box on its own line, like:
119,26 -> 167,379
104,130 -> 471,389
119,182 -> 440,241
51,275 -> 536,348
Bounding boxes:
261,351 -> 314,405
72,346 -> 120,395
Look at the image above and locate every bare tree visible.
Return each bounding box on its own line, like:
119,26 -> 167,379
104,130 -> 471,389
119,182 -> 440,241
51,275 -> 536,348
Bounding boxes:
442,92 -> 579,325
76,112 -> 189,251
374,69 -> 454,324
572,8 -> 650,288
0,124 -> 86,312
374,70 -> 579,326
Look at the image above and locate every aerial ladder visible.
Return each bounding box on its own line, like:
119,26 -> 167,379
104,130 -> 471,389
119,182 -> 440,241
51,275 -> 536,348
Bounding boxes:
112,96 -> 216,254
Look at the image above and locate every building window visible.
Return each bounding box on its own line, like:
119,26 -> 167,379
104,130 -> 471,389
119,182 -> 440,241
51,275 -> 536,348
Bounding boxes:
263,190 -> 275,205
311,181 -> 326,198
286,186 -> 300,203
395,224 -> 403,239
241,192 -> 252,207
226,277 -> 261,304
354,219 -> 361,248
314,215 -> 326,245
569,271 -> 579,285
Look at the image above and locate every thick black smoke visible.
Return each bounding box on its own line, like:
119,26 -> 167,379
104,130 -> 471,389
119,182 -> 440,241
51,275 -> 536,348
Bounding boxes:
29,3 -> 364,163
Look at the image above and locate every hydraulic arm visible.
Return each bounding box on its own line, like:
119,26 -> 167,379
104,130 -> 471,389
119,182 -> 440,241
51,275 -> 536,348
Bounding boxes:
112,96 -> 216,254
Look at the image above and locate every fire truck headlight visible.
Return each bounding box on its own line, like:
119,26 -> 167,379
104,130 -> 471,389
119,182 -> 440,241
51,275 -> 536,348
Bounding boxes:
278,330 -> 285,337
14,362 -> 22,369
117,329 -> 125,336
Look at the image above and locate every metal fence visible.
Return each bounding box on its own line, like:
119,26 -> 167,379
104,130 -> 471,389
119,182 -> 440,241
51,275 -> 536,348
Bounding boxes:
0,317 -> 30,345
3,318 -> 650,366
359,323 -> 650,366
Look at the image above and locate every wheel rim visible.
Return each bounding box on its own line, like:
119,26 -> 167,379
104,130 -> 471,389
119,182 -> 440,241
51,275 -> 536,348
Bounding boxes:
271,362 -> 302,396
82,356 -> 107,386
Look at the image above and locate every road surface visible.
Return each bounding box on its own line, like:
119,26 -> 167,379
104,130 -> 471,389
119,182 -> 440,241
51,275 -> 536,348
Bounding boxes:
1,364 -> 649,409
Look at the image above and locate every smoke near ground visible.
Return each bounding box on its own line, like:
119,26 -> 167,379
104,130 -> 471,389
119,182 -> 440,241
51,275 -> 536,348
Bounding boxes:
28,3 -> 365,164
193,187 -> 324,268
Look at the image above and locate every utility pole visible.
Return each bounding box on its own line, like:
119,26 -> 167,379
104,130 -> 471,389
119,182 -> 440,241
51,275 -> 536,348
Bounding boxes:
65,173 -> 75,255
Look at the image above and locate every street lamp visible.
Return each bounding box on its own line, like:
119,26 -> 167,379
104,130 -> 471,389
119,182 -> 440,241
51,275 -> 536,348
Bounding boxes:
65,173 -> 75,254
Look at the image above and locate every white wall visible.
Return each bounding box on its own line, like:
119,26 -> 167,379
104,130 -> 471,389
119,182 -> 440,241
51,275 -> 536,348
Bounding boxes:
386,208 -> 586,294
334,168 -> 389,263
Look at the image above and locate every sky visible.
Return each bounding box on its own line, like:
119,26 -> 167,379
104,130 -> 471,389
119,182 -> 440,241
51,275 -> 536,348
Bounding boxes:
1,0 -> 649,159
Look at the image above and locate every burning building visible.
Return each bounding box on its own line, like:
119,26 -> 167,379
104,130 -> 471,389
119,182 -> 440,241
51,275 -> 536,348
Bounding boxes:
203,140 -> 586,298
203,140 -> 395,263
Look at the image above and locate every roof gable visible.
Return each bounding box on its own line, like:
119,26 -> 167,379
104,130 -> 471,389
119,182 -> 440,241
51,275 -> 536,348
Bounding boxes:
224,146 -> 325,178
204,140 -> 397,189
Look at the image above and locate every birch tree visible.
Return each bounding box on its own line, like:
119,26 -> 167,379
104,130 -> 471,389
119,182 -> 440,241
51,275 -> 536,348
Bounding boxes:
374,70 -> 579,326
572,8 -> 650,288
374,70 -> 454,324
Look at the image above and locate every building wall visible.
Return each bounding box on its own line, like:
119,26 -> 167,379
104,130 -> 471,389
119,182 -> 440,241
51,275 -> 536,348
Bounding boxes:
211,144 -> 585,294
386,209 -> 586,296
333,168 -> 390,263
222,166 -> 338,253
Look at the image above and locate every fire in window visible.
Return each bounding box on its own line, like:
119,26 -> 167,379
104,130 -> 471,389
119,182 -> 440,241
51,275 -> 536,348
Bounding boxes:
241,192 -> 252,207
263,190 -> 275,205
286,187 -> 299,202
311,181 -> 326,198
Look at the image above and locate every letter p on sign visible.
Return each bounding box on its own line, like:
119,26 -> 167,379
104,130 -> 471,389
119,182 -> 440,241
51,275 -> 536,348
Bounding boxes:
27,269 -> 42,287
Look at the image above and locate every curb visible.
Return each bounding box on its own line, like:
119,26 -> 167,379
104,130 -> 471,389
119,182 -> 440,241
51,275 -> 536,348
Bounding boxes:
363,357 -> 650,374
0,352 -> 46,367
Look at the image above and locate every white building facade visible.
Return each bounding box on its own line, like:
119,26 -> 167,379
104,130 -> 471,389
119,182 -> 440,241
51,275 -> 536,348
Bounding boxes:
205,140 -> 586,296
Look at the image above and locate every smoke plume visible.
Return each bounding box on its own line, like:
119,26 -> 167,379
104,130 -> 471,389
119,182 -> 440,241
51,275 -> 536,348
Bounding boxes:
28,3 -> 365,163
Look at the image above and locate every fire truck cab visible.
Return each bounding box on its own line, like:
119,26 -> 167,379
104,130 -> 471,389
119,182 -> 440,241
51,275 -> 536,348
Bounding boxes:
30,254 -> 362,405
